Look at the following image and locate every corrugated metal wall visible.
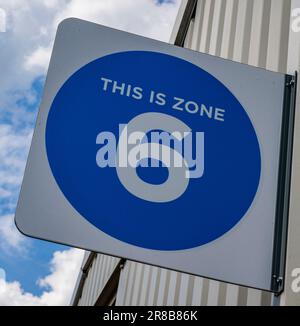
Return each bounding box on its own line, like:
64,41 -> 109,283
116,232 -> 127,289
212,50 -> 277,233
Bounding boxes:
115,261 -> 272,306
73,0 -> 297,306
77,253 -> 120,306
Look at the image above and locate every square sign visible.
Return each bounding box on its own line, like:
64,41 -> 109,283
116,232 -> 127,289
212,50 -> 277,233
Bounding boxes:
15,18 -> 295,292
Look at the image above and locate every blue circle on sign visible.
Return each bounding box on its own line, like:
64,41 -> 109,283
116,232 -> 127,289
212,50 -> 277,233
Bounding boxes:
46,51 -> 261,251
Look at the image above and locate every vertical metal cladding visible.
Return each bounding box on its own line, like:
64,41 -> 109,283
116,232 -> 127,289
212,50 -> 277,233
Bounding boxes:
73,0 -> 296,306
76,253 -> 120,306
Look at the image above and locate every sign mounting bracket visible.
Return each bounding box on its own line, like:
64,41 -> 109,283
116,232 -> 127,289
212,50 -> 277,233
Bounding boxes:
272,71 -> 298,294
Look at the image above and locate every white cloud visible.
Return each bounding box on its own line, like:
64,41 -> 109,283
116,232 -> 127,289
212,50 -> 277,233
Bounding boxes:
25,0 -> 180,72
0,268 -> 6,280
0,124 -> 32,186
0,188 -> 10,198
0,123 -> 33,242
0,215 -> 26,253
0,248 -> 84,306
0,1 -> 57,106
24,45 -> 52,74
43,0 -> 61,9
0,8 -> 6,32
54,0 -> 180,41
0,0 -> 180,105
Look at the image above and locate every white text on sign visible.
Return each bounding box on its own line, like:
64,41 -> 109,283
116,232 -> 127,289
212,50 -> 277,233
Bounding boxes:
100,77 -> 226,122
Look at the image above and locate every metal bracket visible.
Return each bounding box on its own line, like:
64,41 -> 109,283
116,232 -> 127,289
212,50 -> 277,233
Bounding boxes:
271,72 -> 298,294
272,275 -> 284,296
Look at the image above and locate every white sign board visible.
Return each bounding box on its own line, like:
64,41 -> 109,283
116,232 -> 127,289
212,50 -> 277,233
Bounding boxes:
15,18 -> 295,292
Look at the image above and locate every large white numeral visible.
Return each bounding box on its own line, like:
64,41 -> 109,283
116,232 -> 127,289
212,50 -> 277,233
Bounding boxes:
116,113 -> 191,203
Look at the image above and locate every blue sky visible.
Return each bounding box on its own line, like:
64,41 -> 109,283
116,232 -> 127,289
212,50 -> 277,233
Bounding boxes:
0,0 -> 180,305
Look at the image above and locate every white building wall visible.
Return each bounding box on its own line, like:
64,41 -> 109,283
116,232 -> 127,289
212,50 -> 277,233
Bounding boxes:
73,0 -> 300,306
